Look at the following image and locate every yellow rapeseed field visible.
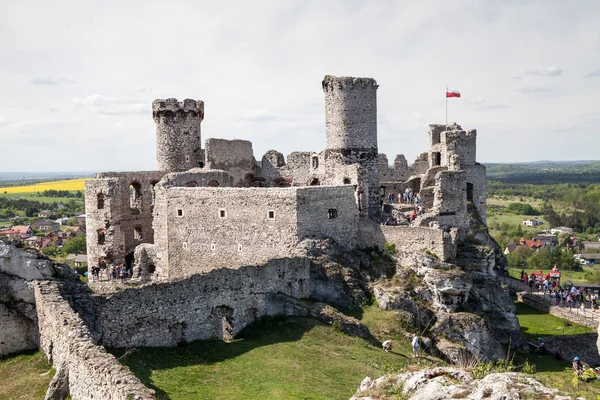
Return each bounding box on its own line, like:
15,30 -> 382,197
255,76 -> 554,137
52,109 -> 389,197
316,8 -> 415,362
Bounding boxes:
0,178 -> 87,194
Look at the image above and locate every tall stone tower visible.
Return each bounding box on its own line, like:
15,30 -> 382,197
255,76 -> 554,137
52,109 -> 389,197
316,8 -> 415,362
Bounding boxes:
322,75 -> 380,220
153,98 -> 204,172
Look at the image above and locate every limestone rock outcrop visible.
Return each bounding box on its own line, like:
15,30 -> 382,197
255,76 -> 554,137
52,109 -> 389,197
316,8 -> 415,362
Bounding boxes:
350,367 -> 576,400
0,240 -> 78,356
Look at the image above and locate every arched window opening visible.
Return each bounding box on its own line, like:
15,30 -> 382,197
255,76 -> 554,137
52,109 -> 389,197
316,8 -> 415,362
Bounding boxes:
309,178 -> 320,186
97,193 -> 105,209
208,180 -> 220,187
97,228 -> 105,245
186,181 -> 198,187
129,182 -> 143,210
343,178 -> 351,184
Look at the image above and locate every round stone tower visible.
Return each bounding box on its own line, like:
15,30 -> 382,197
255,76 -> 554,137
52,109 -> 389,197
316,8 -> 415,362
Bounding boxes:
153,98 -> 204,172
322,75 -> 380,220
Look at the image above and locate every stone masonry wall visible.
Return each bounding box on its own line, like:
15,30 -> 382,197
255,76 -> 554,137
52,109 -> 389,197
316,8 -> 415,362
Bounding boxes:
34,280 -> 155,400
204,138 -> 255,186
85,171 -> 165,270
154,98 -> 204,172
97,258 -> 311,347
153,185 -> 359,279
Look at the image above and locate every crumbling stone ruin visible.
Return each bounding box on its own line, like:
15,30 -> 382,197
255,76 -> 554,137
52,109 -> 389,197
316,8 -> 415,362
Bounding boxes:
2,75 -> 529,399
84,75 -> 486,282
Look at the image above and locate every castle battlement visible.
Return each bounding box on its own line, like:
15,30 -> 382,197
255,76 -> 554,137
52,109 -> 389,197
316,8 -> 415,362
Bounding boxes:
321,75 -> 379,91
152,98 -> 204,120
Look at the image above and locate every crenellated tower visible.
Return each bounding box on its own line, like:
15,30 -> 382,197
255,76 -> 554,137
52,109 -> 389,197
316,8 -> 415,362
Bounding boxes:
322,75 -> 380,220
153,98 -> 204,172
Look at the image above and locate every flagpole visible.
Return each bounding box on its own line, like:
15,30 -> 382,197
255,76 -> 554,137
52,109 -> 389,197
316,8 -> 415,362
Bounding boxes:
445,85 -> 448,129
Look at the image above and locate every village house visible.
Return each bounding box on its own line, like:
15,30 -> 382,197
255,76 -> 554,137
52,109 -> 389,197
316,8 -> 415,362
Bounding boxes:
504,237 -> 544,254
533,234 -> 558,248
0,225 -> 34,239
75,214 -> 86,225
30,219 -> 60,232
583,241 -> 600,252
38,210 -> 54,218
522,219 -> 543,227
551,226 -> 573,235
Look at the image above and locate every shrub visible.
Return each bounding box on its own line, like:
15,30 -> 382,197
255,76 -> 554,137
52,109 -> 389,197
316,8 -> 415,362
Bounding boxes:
384,242 -> 396,256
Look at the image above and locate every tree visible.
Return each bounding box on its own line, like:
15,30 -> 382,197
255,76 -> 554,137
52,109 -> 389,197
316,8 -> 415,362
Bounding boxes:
526,248 -> 552,269
557,232 -> 573,249
506,246 -> 533,267
62,235 -> 87,256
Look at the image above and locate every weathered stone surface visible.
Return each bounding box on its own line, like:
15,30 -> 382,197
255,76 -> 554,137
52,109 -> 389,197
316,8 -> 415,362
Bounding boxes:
423,268 -> 472,312
0,240 -> 78,356
350,367 -> 576,400
432,312 -> 505,362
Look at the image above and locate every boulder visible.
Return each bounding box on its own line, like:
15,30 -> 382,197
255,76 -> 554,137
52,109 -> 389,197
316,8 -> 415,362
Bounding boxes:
432,312 -> 505,362
422,268 -> 472,312
350,367 -> 576,400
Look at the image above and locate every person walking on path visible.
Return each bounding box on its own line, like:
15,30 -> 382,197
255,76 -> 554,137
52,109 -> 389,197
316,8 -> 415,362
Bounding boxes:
411,335 -> 419,357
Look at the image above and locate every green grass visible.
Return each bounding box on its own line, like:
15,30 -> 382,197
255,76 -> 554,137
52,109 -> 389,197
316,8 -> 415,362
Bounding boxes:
112,310 -> 428,400
513,301 -> 600,398
0,192 -> 84,204
0,350 -> 54,400
514,301 -> 590,339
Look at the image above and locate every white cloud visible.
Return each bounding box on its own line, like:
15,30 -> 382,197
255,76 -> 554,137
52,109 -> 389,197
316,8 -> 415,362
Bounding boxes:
0,116 -> 7,126
526,66 -> 562,76
1,0 -> 600,170
30,77 -> 77,85
72,95 -> 149,115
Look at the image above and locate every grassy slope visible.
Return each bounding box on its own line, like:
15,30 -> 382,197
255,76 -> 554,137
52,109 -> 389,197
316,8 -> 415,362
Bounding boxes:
112,308 -> 430,400
0,350 -> 54,400
514,301 -> 600,398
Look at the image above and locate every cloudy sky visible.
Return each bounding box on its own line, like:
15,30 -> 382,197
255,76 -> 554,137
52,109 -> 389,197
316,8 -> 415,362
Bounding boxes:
1,0 -> 599,172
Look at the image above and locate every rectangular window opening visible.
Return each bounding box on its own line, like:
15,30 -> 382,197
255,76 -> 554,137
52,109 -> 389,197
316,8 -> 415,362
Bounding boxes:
268,210 -> 275,219
177,209 -> 184,217
219,209 -> 226,218
327,208 -> 338,219
134,226 -> 143,240
211,243 -> 216,251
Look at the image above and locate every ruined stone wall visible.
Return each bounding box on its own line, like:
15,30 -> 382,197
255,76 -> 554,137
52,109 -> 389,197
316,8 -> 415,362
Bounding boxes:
379,154 -> 409,183
154,98 -> 204,172
410,152 -> 429,176
97,259 -> 311,347
34,280 -> 156,399
153,185 -> 359,279
204,138 -> 255,186
322,75 -> 380,221
433,170 -> 468,228
85,171 -> 165,270
296,186 -> 360,248
357,220 -> 454,262
257,150 -> 316,187
465,164 -> 487,223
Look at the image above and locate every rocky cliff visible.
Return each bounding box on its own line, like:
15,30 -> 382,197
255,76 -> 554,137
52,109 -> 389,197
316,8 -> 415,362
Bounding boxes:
0,240 -> 78,356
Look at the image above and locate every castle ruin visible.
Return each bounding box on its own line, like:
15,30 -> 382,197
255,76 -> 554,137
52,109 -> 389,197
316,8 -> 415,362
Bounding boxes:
85,75 -> 486,282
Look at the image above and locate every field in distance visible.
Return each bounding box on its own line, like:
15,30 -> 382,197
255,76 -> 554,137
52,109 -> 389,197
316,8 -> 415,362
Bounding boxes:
0,178 -> 87,194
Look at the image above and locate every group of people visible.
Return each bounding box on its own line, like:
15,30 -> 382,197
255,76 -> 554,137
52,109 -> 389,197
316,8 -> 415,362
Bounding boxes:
89,263 -> 132,282
385,189 -> 421,206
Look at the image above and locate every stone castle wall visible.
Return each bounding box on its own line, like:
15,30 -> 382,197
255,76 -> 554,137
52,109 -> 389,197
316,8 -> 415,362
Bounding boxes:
34,280 -> 155,400
152,185 -> 358,279
85,171 -> 165,268
97,258 -> 311,347
204,138 -> 255,186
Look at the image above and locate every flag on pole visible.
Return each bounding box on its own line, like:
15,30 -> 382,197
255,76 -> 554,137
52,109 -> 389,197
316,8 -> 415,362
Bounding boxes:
446,88 -> 461,98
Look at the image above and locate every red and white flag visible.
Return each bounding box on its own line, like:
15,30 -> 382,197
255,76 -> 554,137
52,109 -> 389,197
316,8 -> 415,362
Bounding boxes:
446,88 -> 461,98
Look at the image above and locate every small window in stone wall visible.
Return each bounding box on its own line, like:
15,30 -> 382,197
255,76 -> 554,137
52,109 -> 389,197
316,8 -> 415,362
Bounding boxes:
185,155 -> 190,162
134,225 -> 143,240
219,208 -> 226,218
97,193 -> 105,209
129,182 -> 143,210
211,243 -> 216,251
268,210 -> 275,219
343,178 -> 351,184
312,156 -> 319,169
238,244 -> 243,252
97,228 -> 105,245
177,209 -> 184,217
327,209 -> 338,219
183,242 -> 188,249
